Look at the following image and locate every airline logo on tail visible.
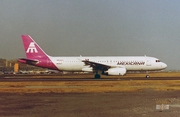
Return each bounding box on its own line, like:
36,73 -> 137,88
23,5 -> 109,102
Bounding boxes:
26,42 -> 38,53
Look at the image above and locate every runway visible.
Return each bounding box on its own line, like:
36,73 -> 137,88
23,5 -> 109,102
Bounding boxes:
0,74 -> 180,82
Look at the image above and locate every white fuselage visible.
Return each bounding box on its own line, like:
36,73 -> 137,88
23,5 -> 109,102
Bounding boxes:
48,56 -> 167,72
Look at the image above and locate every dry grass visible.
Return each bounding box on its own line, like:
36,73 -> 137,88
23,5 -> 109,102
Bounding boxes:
0,79 -> 180,93
0,72 -> 180,93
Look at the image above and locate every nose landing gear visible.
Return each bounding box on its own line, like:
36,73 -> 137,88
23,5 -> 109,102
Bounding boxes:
146,71 -> 150,78
146,75 -> 150,78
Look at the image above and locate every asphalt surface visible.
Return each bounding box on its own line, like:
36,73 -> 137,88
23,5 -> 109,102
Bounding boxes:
0,75 -> 180,82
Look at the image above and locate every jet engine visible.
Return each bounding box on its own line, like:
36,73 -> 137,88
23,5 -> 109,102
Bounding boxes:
107,68 -> 126,75
82,67 -> 93,72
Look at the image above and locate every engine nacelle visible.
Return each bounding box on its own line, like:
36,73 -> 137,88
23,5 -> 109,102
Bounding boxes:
107,68 -> 126,75
82,67 -> 93,72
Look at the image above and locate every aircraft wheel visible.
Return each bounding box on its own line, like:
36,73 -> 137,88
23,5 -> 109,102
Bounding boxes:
94,74 -> 101,79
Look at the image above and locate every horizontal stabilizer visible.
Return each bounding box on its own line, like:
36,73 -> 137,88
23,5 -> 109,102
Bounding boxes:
18,58 -> 39,65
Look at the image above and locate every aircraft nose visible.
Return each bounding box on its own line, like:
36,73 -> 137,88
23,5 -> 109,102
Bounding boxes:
162,62 -> 167,69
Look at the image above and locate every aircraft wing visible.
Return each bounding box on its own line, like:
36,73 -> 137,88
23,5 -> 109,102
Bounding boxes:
82,59 -> 124,71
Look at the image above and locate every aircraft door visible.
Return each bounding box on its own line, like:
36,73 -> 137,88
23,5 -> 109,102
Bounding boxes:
146,58 -> 151,66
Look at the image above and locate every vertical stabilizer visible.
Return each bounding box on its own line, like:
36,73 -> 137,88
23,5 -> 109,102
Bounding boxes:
20,35 -> 58,70
21,35 -> 48,59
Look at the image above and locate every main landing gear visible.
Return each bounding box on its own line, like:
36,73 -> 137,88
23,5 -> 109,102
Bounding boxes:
94,73 -> 101,79
94,71 -> 101,79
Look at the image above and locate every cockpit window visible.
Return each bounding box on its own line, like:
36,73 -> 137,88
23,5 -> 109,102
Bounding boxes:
156,60 -> 160,62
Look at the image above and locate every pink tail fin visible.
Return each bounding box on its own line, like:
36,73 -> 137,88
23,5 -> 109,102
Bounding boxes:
21,35 -> 48,59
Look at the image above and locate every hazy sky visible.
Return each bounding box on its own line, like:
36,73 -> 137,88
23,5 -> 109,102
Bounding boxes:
0,0 -> 180,70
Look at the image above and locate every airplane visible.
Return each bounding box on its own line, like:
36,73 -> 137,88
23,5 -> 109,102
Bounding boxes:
18,35 -> 167,78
